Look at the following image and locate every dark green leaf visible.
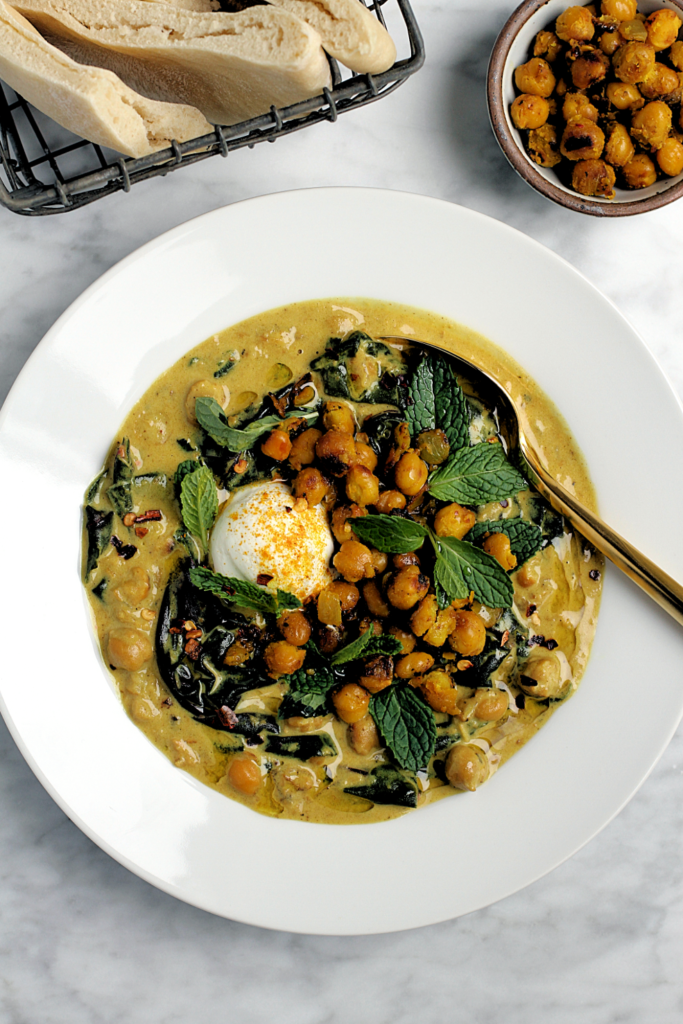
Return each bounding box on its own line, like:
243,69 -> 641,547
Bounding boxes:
180,464 -> 218,551
428,443 -> 528,504
311,333 -> 406,405
350,514 -> 428,554
279,665 -> 336,718
433,357 -> 470,451
176,438 -> 196,452
85,469 -> 107,504
467,518 -> 543,566
344,765 -> 418,808
195,397 -> 317,452
214,350 -> 240,378
407,356 -> 436,435
174,458 -> 203,492
107,438 -> 134,516
265,734 -> 337,760
92,578 -> 108,601
432,534 -> 514,608
370,685 -> 437,772
188,565 -> 302,615
84,505 -> 113,575
331,627 -> 402,666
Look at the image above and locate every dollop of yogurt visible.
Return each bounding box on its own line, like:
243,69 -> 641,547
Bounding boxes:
209,481 -> 334,602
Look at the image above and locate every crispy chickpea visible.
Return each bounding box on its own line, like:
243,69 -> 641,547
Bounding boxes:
374,489 -> 406,513
333,540 -> 375,583
360,655 -> 394,693
528,123 -> 562,167
561,118 -> 605,160
293,466 -> 328,506
631,100 -> 672,149
571,49 -> 610,89
261,429 -> 292,461
640,63 -> 680,100
395,651 -> 435,678
322,401 -> 355,434
600,29 -> 622,55
613,41 -> 656,84
519,649 -> 566,699
387,626 -> 416,654
278,610 -> 312,646
370,549 -> 388,573
601,0 -> 637,19
315,429 -> 356,476
393,552 -> 420,568
410,594 -> 438,637
483,532 -> 518,571
326,580 -> 360,612
352,441 -> 378,472
264,640 -> 306,678
184,378 -> 227,426
515,559 -> 541,588
331,504 -> 367,544
288,427 -> 322,470
346,465 -> 380,506
607,81 -> 644,109
562,92 -> 599,123
514,57 -> 557,96
332,683 -> 371,724
348,715 -> 380,756
534,29 -> 563,61
474,688 -> 509,722
511,93 -> 551,130
395,450 -> 429,496
670,40 -> 683,70
318,588 -> 343,626
445,744 -> 490,792
424,607 -> 459,648
228,755 -> 261,796
223,640 -> 252,667
433,502 -> 476,540
386,565 -> 430,610
646,9 -> 682,50
657,136 -> 683,176
605,123 -> 635,166
363,580 -> 390,618
415,429 -> 451,466
556,6 -> 595,42
117,567 -> 150,605
449,610 -> 486,657
107,628 -> 153,671
419,670 -> 459,715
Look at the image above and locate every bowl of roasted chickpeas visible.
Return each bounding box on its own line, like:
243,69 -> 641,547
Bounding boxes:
488,0 -> 683,214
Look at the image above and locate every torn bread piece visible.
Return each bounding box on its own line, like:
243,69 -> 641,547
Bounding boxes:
0,2 -> 212,157
11,0 -> 332,126
266,0 -> 396,74
139,0 -> 220,10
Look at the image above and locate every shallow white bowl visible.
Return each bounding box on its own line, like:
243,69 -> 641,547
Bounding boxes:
1,188 -> 683,935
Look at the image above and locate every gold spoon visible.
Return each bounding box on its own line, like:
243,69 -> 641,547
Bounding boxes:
378,336 -> 683,626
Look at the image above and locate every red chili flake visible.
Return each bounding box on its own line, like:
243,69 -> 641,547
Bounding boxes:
169,626 -> 182,635
257,573 -> 274,586
135,510 -> 162,524
589,569 -> 601,581
135,527 -> 149,538
526,604 -> 537,617
185,628 -> 203,640
500,630 -> 510,647
217,705 -> 239,729
268,392 -> 288,418
184,638 -> 202,661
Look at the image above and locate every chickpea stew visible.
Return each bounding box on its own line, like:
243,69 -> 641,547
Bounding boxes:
82,299 -> 602,825
511,3 -> 683,198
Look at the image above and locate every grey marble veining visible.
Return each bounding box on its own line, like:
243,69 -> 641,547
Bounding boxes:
1,3 -> 683,1021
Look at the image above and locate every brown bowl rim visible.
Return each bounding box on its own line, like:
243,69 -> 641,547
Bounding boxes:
487,0 -> 683,216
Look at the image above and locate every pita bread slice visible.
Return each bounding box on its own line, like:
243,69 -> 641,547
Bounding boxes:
0,2 -> 212,157
11,0 -> 332,126
266,0 -> 396,74
138,0 -> 220,10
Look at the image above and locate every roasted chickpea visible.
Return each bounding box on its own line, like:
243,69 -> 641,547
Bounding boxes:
424,606 -> 459,648
534,29 -> 563,61
528,123 -> 562,167
515,559 -> 541,588
511,93 -> 551,130
670,40 -> 683,70
348,715 -> 380,756
370,549 -> 388,573
331,504 -> 367,544
556,6 -> 595,42
293,466 -> 328,506
394,450 -> 429,496
657,136 -> 683,176
449,610 -> 486,657
184,378 -> 227,426
317,588 -> 343,626
607,81 -> 644,109
318,624 -> 343,655
640,63 -> 680,100
264,640 -> 306,678
116,567 -> 150,605
646,8 -> 682,50
278,610 -> 311,646
261,429 -> 292,461
571,49 -> 610,89
445,744 -> 490,792
393,551 -> 420,568
359,655 -> 394,694
519,649 -> 566,699
613,41 -> 656,84
107,627 -> 153,671
474,688 -> 509,722
333,540 -> 375,583
332,683 -> 371,724
288,427 -> 322,470
514,57 -> 557,96
327,580 -> 360,612
419,670 -> 459,715
386,565 -> 430,610
228,755 -> 262,796
483,532 -> 518,571
605,122 -> 635,165
562,92 -> 599,122
410,594 -> 438,637
387,625 -> 416,654
352,441 -> 378,472
395,651 -> 435,678
223,640 -> 252,667
373,489 -> 406,513
415,429 -> 451,466
601,0 -> 637,20
600,30 -> 622,56
560,118 -> 606,160
322,401 -> 355,434
315,429 -> 356,476
363,580 -> 391,618
433,502 -> 476,540
346,465 -> 380,506
631,100 -> 672,149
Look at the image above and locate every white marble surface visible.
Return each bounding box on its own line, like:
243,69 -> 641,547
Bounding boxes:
2,1 -> 683,1020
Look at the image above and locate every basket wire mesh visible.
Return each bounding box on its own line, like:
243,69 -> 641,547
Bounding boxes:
0,0 -> 424,215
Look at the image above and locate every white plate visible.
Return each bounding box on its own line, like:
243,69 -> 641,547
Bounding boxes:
1,188 -> 683,936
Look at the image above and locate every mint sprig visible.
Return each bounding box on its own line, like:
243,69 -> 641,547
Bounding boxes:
406,355 -> 436,436
279,665 -> 336,718
428,442 -> 528,504
370,685 -> 437,772
180,464 -> 218,553
430,534 -> 514,609
195,397 -> 317,452
331,627 -> 402,666
350,514 -> 427,554
189,565 -> 301,615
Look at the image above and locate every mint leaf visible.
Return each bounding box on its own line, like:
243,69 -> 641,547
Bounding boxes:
189,565 -> 302,615
174,458 -> 203,492
279,665 -> 336,718
468,518 -> 543,566
107,438 -> 134,516
331,627 -> 402,666
350,514 -> 428,554
370,686 -> 436,772
431,534 -> 514,608
344,765 -> 418,808
195,397 -> 318,452
428,443 -> 528,504
180,464 -> 218,552
407,355 -> 436,435
433,358 -> 469,451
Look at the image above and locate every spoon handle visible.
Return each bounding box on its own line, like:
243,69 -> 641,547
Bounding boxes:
525,447 -> 683,627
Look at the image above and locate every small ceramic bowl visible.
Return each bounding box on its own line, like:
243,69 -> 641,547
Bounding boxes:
488,0 -> 683,216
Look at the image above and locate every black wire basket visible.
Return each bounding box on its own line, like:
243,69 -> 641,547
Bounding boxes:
0,0 -> 423,216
